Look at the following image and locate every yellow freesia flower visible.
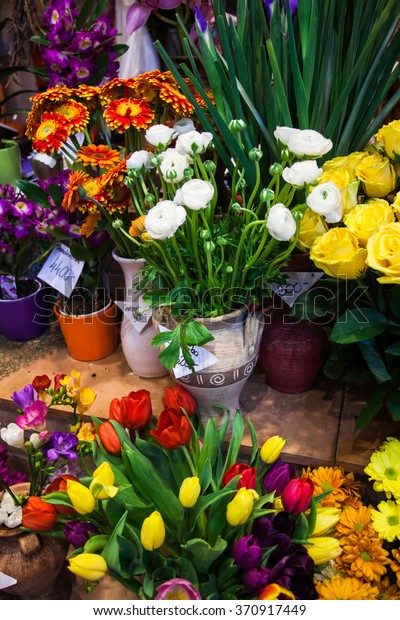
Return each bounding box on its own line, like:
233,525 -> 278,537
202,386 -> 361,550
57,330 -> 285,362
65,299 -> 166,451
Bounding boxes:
77,386 -> 96,414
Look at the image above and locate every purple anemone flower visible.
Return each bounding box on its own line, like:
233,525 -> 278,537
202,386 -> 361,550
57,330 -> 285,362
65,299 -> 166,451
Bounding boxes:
44,432 -> 79,461
11,383 -> 38,410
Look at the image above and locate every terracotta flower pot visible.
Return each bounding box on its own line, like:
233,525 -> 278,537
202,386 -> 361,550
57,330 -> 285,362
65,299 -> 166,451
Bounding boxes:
53,298 -> 118,361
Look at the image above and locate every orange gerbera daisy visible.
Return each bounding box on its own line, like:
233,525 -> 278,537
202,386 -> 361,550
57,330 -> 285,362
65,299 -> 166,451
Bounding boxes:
32,112 -> 70,155
76,144 -> 121,168
71,85 -> 100,101
339,535 -> 389,581
129,215 -> 146,237
303,466 -> 362,508
132,70 -> 163,101
29,86 -> 71,107
53,100 -> 90,133
104,98 -> 154,133
335,504 -> 375,538
156,80 -> 194,117
99,78 -> 137,105
315,576 -> 379,600
79,212 -> 102,237
101,159 -> 128,188
62,171 -> 90,212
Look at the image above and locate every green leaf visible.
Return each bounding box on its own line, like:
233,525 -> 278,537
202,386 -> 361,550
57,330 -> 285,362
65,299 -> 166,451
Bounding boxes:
184,321 -> 215,347
330,308 -> 388,344
220,412 -> 245,483
386,341 -> 400,356
182,537 -> 228,575
358,339 -> 392,384
101,512 -> 130,579
386,391 -> 400,422
16,180 -> 50,207
69,241 -> 93,262
355,387 -> 388,431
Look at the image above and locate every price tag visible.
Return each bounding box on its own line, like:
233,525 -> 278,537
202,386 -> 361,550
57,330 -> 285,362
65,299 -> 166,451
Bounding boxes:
37,243 -> 84,298
0,571 -> 17,590
158,325 -> 219,379
271,271 -> 323,308
115,300 -> 152,334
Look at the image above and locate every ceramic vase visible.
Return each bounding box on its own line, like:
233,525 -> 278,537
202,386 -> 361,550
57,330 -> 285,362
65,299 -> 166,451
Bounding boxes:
112,250 -> 167,378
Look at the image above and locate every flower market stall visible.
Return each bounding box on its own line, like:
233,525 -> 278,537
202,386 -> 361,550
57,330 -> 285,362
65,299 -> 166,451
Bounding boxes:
1,0 -> 400,602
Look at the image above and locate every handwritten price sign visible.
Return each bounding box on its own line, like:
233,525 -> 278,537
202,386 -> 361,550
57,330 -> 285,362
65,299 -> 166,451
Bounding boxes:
38,243 -> 85,298
158,325 -> 219,379
271,271 -> 323,308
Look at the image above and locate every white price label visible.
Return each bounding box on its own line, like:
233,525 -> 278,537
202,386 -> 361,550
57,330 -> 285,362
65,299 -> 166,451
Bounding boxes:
115,300 -> 152,334
37,243 -> 85,298
158,325 -> 219,379
0,571 -> 17,590
271,271 -> 323,308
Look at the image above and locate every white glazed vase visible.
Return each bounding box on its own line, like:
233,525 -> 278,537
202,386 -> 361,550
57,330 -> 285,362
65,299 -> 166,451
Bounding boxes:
153,306 -> 265,431
112,250 -> 167,378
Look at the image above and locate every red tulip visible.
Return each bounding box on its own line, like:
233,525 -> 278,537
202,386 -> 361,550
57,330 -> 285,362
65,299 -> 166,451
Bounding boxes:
109,390 -> 152,430
22,496 -> 58,531
32,374 -> 51,395
98,421 -> 122,455
162,386 -> 197,417
45,474 -> 79,514
281,477 -> 314,515
222,463 -> 257,490
150,408 -> 192,450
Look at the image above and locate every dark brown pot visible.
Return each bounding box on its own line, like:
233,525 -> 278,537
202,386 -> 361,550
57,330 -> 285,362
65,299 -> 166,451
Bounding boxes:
258,311 -> 331,393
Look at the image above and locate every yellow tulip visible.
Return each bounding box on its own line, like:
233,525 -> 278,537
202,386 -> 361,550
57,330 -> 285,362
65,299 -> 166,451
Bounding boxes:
226,487 -> 254,527
179,477 -> 201,508
90,462 -> 119,500
77,386 -> 96,414
68,553 -> 107,581
67,479 -> 95,514
311,507 -> 341,537
140,511 -> 165,551
305,536 -> 342,565
260,436 -> 286,464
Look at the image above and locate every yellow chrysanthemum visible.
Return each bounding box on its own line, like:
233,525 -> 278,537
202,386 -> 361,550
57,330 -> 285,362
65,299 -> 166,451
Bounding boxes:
303,466 -> 362,508
335,504 -> 375,538
365,439 -> 400,499
315,576 -> 379,600
371,500 -> 400,542
339,535 -> 389,581
375,576 -> 400,600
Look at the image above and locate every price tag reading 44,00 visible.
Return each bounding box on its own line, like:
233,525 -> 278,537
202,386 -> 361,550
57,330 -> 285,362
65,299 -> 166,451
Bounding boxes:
38,243 -> 85,298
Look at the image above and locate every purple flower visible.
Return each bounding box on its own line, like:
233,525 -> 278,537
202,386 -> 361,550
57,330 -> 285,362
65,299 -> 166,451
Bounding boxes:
11,383 -> 38,410
270,545 -> 317,600
15,400 -> 48,431
63,521 -> 99,548
41,48 -> 69,72
69,57 -> 96,83
126,1 -> 183,35
232,535 -> 263,570
244,567 -> 272,597
252,515 -> 292,558
264,0 -> 298,21
44,432 -> 79,461
194,6 -> 208,33
71,31 -> 96,54
263,458 -> 296,495
155,579 -> 202,600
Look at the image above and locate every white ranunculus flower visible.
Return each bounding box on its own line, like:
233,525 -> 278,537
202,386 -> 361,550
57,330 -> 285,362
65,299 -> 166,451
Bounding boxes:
306,181 -> 343,223
5,506 -> 22,528
282,160 -> 323,186
0,423 -> 24,448
266,203 -> 297,241
174,179 -> 214,210
126,150 -> 151,170
145,201 -> 187,240
175,130 -> 213,155
145,124 -> 176,148
159,148 -> 191,184
173,118 -> 195,135
287,129 -> 333,157
274,126 -> 301,146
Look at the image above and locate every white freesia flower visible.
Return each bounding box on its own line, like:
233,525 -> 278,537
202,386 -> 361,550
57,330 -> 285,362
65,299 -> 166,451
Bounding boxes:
145,201 -> 187,240
159,149 -> 191,184
282,160 -> 323,186
175,130 -> 213,156
174,179 -> 214,210
5,506 -> 22,528
266,203 -> 297,241
1,492 -> 17,514
29,432 -> 43,449
287,129 -> 333,157
274,126 -> 301,146
126,150 -> 151,170
0,423 -> 24,448
173,118 -> 195,135
306,181 -> 343,223
145,124 -> 176,148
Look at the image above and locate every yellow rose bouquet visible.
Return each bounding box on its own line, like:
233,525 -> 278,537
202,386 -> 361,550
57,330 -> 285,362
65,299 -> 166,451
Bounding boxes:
291,119 -> 400,430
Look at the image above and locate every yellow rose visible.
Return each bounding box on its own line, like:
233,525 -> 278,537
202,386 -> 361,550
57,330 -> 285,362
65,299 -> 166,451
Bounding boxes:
375,120 -> 400,160
323,151 -> 367,181
317,170 -> 359,215
366,222 -> 400,284
310,228 -> 367,279
297,208 -> 328,250
343,199 -> 395,246
393,191 -> 400,219
355,153 -> 397,198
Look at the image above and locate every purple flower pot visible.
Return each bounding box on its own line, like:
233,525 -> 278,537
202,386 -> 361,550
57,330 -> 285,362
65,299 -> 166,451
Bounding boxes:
0,278 -> 52,341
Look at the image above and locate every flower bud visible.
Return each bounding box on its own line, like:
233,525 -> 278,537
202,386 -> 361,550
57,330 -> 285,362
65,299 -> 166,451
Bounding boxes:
145,193 -> 156,205
98,421 -> 122,456
311,506 -> 341,537
83,534 -> 109,554
217,236 -> 228,246
183,167 -> 194,179
200,229 -> 210,239
179,477 -> 201,508
269,163 -> 283,175
281,478 -> 314,515
225,266 -> 233,273
205,241 -> 215,252
260,188 -> 275,203
262,458 -> 295,495
249,148 -> 263,161
229,119 -> 247,132
305,536 -> 342,565
203,160 -> 216,174
68,553 -> 107,581
112,219 -> 123,230
165,169 -> 178,180
140,510 -> 165,551
260,436 -> 286,464
150,154 -> 162,167
90,462 -> 119,500
67,479 -> 95,515
226,487 -> 254,526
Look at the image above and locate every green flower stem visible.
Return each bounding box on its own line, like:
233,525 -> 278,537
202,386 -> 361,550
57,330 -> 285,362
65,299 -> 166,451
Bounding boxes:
205,246 -> 214,290
189,211 -> 205,287
172,236 -> 193,292
246,159 -> 261,214
194,155 -> 210,182
148,240 -> 179,287
214,244 -> 225,277
199,208 -> 212,237
181,445 -> 197,477
264,232 -> 300,279
0,476 -> 21,506
153,10 -> 178,27
230,220 -> 266,289
240,226 -> 270,287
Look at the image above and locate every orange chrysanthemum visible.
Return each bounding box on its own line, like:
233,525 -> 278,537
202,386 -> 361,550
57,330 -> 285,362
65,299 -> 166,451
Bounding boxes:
101,159 -> 128,188
375,577 -> 400,600
132,70 -> 163,101
53,100 -> 90,133
32,112 -> 70,155
303,466 -> 362,508
339,535 -> 389,581
335,505 -> 375,539
315,576 -> 379,600
390,548 -> 400,588
76,144 -> 121,168
129,215 -> 146,237
104,98 -> 154,133
71,85 -> 100,101
62,171 -> 90,212
79,212 -> 102,237
29,86 -> 71,107
99,78 -> 137,105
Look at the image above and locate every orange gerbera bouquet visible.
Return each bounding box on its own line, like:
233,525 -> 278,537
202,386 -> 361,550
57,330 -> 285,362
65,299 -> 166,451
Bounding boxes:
24,70 -> 209,259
